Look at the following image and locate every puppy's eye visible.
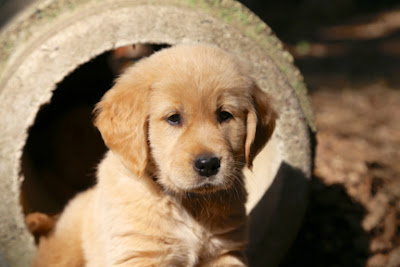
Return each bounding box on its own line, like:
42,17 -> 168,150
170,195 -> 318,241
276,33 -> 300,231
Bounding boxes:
218,111 -> 233,123
167,114 -> 181,125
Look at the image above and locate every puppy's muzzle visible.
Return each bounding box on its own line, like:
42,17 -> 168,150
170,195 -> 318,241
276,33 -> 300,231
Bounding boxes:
193,154 -> 221,177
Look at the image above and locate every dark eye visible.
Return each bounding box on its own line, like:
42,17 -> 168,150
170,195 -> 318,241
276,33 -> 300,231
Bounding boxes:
167,113 -> 181,125
218,111 -> 233,123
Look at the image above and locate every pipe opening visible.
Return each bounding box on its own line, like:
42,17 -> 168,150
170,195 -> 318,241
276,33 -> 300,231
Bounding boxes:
21,43 -> 169,214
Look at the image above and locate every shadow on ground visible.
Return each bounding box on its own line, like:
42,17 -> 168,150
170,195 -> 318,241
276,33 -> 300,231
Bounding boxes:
280,177 -> 370,266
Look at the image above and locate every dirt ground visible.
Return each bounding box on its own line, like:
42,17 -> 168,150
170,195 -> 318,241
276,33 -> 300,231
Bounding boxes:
281,81 -> 400,267
258,4 -> 400,267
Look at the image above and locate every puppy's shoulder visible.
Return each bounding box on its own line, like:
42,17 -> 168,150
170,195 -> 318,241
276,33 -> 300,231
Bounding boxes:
56,187 -> 95,230
96,151 -> 130,180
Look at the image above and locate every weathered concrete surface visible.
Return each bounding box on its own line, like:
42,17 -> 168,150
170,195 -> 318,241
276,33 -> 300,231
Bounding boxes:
0,1 -> 314,266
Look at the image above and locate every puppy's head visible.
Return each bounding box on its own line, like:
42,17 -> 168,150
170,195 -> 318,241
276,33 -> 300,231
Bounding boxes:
94,44 -> 276,194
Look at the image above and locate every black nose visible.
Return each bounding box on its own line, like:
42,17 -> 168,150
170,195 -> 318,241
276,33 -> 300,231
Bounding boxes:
193,154 -> 220,177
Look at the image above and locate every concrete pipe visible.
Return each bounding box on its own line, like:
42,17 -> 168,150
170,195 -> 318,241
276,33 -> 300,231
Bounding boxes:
0,0 -> 315,266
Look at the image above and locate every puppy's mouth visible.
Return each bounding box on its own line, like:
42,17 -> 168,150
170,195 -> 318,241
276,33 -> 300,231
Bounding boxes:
157,174 -> 232,195
188,186 -> 223,195
185,177 -> 233,194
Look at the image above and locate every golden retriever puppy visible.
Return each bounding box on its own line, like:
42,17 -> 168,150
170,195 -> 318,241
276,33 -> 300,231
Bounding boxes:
33,44 -> 276,267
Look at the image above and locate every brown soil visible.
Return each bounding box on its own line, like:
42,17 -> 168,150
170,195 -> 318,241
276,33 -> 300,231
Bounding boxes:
281,81 -> 400,267
269,6 -> 400,267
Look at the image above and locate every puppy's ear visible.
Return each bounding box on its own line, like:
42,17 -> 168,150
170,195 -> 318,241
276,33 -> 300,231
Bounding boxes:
245,85 -> 277,169
94,75 -> 150,178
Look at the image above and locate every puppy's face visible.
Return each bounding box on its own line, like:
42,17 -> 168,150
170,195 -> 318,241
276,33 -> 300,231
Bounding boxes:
148,78 -> 251,194
95,45 -> 276,195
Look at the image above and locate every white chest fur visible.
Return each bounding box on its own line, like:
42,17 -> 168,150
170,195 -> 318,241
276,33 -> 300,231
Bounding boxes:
90,152 -> 246,266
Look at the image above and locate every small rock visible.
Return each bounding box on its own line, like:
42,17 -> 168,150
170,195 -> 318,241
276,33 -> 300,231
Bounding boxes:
387,246 -> 400,267
362,192 -> 389,231
367,253 -> 389,267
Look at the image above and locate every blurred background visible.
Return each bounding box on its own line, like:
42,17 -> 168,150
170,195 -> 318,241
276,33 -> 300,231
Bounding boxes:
237,0 -> 400,266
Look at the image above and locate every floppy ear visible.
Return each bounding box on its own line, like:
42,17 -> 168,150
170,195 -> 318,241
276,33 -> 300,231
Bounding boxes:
94,74 -> 150,178
245,85 -> 277,169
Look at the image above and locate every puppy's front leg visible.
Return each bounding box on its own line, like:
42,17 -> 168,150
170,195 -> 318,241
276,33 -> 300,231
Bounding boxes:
202,252 -> 247,267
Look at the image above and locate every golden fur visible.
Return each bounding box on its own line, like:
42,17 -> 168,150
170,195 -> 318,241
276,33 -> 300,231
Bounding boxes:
33,44 -> 276,267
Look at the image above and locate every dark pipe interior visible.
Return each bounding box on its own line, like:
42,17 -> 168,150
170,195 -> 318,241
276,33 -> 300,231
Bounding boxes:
21,52 -> 112,213
21,44 -> 169,214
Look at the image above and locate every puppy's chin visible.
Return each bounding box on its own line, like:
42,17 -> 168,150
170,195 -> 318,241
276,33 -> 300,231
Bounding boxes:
156,175 -> 234,196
